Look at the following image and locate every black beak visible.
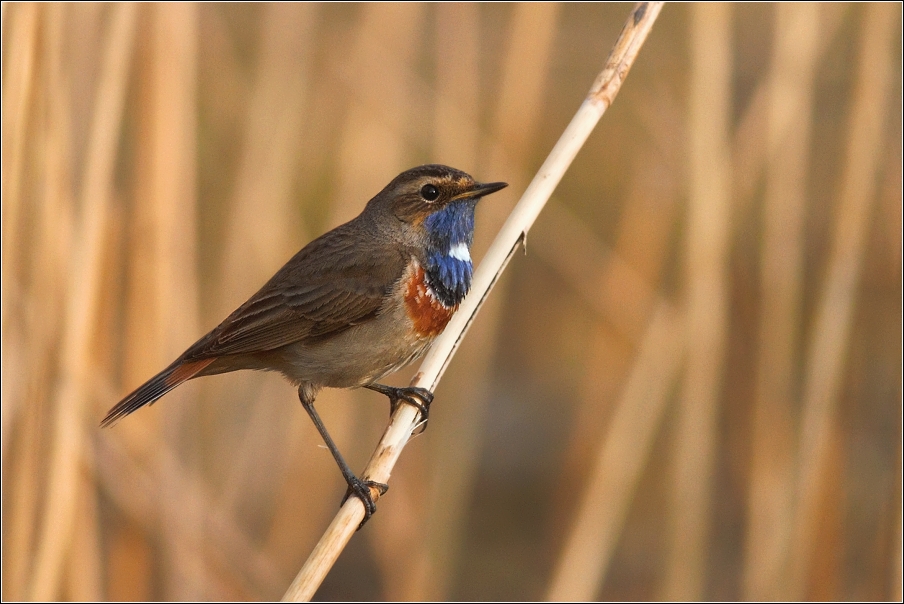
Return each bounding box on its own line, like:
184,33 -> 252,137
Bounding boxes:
457,181 -> 508,201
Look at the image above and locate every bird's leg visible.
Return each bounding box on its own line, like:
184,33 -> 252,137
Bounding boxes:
298,385 -> 387,528
364,383 -> 434,434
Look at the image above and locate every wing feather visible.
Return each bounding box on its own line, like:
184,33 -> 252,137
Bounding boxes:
181,220 -> 411,360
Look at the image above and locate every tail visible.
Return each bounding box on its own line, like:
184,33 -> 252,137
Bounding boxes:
101,358 -> 215,427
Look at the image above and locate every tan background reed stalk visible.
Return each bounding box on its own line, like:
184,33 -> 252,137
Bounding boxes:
744,4 -> 821,599
2,4 -> 901,601
662,4 -> 732,599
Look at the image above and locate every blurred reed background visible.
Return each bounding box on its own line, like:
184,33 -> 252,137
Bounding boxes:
1,3 -> 901,601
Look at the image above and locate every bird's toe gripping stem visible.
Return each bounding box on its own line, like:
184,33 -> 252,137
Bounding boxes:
342,475 -> 389,529
366,384 -> 434,433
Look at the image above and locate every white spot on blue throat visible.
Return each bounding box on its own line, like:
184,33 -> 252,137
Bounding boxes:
448,242 -> 470,262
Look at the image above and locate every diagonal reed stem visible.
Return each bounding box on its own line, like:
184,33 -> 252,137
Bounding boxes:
280,3 -> 665,600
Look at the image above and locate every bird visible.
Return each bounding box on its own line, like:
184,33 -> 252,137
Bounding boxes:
102,164 -> 507,523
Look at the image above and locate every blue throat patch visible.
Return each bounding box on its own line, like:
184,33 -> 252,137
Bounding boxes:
423,200 -> 476,308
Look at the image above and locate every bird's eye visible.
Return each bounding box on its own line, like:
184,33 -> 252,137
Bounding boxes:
420,184 -> 440,202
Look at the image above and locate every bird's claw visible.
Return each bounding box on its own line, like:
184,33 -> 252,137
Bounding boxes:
342,476 -> 389,529
366,384 -> 434,434
389,387 -> 434,434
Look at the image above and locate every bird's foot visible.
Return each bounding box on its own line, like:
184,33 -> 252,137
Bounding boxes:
366,384 -> 434,433
341,475 -> 389,529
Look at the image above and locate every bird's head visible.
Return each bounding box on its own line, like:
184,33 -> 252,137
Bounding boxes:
368,164 -> 507,250
364,164 -> 507,307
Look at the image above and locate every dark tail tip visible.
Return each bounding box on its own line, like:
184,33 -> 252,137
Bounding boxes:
101,358 -> 214,427
101,371 -> 174,427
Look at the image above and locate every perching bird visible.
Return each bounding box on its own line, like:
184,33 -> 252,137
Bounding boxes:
103,164 -> 507,522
